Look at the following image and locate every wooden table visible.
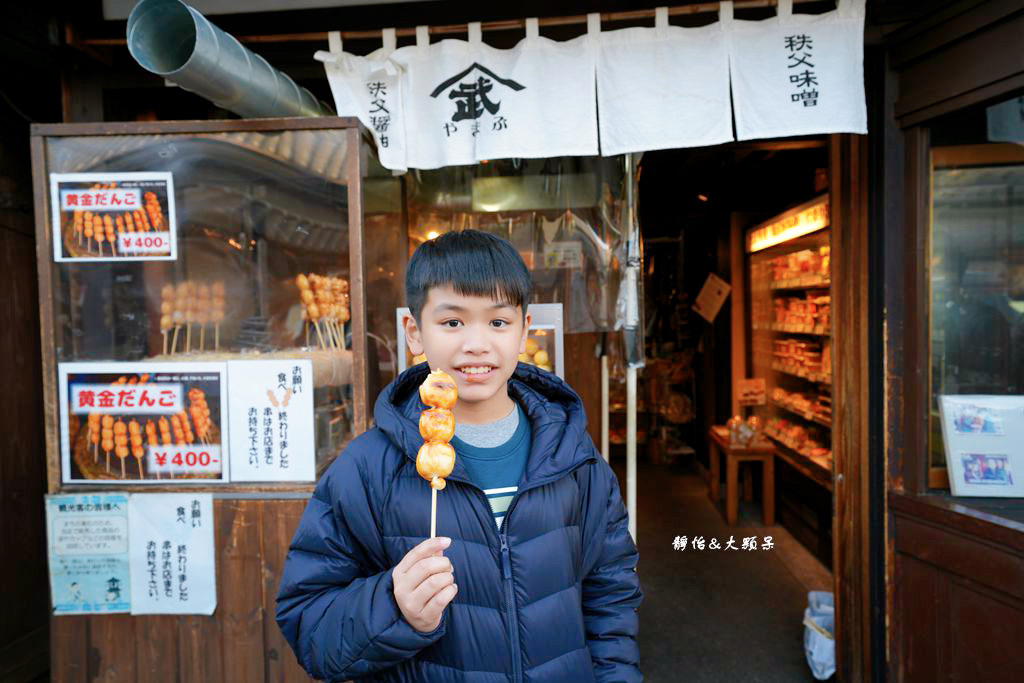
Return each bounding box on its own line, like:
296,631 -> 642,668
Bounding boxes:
708,427 -> 776,526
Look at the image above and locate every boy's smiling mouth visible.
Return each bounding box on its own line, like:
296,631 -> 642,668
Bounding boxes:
453,364 -> 497,381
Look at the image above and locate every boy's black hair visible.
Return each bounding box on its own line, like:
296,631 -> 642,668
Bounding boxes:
406,229 -> 532,322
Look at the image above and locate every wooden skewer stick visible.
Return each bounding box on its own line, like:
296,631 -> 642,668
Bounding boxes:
120,457 -> 126,479
340,323 -> 346,351
162,331 -> 168,356
185,323 -> 192,353
171,326 -> 180,355
314,320 -> 326,350
215,324 -> 220,351
305,322 -> 310,348
200,325 -> 205,352
430,484 -> 438,539
137,457 -> 144,479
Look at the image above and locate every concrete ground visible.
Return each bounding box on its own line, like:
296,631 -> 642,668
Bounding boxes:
611,455 -> 833,683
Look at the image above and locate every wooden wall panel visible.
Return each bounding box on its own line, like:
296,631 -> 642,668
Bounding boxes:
48,499 -> 316,682
88,615 -> 137,681
0,214 -> 48,680
134,617 -> 178,683
893,553 -> 940,682
218,500 -> 269,682
262,500 -> 312,682
177,614 -> 223,683
949,580 -> 1024,682
49,616 -> 88,682
892,496 -> 1024,682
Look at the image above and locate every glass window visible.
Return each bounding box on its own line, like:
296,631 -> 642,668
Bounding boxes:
44,127 -> 359,483
928,93 -> 1024,479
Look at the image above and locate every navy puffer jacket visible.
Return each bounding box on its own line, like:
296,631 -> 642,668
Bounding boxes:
276,363 -> 642,682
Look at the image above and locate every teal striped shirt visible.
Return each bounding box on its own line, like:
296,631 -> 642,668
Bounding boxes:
452,403 -> 530,529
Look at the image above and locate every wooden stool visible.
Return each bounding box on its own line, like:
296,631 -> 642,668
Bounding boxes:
708,427 -> 775,526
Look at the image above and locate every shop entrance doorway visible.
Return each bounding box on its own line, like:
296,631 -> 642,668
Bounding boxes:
633,135 -> 872,680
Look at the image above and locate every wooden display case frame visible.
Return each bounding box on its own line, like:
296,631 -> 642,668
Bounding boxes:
30,117 -> 373,495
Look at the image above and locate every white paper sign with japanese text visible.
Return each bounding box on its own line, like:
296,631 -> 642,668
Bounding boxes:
693,273 -> 731,323
58,362 -> 229,484
128,493 -> 216,615
227,359 -> 315,482
50,172 -> 177,262
46,493 -> 132,615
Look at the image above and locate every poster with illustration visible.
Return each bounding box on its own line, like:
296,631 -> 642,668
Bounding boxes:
50,172 -> 177,262
939,395 -> 1024,497
46,493 -> 131,615
58,362 -> 228,484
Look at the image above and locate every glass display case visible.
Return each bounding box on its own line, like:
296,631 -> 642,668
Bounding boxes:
31,118 -> 376,489
746,195 -> 835,488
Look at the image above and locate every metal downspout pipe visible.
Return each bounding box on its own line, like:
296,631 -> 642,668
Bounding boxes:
126,0 -> 332,118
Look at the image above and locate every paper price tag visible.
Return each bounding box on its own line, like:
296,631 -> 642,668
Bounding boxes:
118,232 -> 172,255
147,445 -> 223,475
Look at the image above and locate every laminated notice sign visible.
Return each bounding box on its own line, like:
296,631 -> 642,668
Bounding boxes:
227,359 -> 315,482
128,493 -> 216,615
939,395 -> 1024,497
693,273 -> 731,323
50,172 -> 177,262
46,493 -> 131,615
58,362 -> 229,484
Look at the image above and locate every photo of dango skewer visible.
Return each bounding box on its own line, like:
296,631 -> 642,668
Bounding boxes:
64,368 -> 224,483
296,273 -> 350,351
50,173 -> 176,262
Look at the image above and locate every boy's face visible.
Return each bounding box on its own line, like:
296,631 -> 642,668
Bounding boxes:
405,285 -> 531,422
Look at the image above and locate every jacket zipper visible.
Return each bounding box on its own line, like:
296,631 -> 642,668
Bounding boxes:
499,532 -> 523,683
491,457 -> 595,683
427,457 -> 597,683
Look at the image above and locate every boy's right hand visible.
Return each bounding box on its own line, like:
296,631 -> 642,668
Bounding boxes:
392,536 -> 458,633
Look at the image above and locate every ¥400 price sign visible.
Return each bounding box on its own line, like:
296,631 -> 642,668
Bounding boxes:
146,445 -> 222,475
118,232 -> 172,256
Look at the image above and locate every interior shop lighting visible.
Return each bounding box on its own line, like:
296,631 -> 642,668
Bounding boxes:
426,230 -> 441,240
747,196 -> 829,253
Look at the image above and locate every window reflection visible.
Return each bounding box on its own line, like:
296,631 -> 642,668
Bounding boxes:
929,94 -> 1024,473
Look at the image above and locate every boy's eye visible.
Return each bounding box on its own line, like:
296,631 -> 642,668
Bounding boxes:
491,320 -> 509,328
442,320 -> 461,328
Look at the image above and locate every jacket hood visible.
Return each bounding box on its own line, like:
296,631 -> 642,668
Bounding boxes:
374,363 -> 595,486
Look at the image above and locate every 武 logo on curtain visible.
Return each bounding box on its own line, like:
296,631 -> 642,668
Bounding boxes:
430,63 -> 525,137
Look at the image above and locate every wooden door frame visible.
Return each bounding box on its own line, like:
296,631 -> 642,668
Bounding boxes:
830,132 -> 875,682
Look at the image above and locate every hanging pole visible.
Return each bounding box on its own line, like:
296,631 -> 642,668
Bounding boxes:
624,152 -> 638,544
91,0 -> 817,47
601,353 -> 610,463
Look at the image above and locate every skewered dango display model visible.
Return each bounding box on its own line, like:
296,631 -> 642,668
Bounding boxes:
417,369 -> 458,538
296,273 -> 350,351
160,279 -> 226,354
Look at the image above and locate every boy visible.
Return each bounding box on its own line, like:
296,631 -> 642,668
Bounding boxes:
277,230 -> 642,682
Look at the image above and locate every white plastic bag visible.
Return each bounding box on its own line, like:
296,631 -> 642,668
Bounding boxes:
802,590 -> 836,680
